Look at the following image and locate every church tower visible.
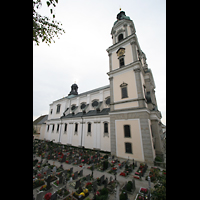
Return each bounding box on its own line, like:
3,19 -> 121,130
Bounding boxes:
107,10 -> 164,164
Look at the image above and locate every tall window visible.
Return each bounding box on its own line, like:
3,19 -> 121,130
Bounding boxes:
119,57 -> 125,67
124,125 -> 131,137
52,124 -> 54,132
75,123 -> 78,133
57,124 -> 59,132
88,123 -> 91,133
104,122 -> 108,133
120,82 -> 128,99
47,125 -> 49,132
118,34 -> 123,42
64,123 -> 67,132
56,104 -> 61,113
125,142 -> 132,154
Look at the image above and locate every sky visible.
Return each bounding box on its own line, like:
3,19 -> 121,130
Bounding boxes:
33,0 -> 166,125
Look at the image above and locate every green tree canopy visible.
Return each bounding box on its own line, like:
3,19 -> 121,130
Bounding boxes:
33,0 -> 65,46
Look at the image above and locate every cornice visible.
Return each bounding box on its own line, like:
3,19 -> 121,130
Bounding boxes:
107,60 -> 141,76
106,34 -> 136,53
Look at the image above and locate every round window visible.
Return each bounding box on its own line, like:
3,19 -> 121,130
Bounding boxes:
92,100 -> 99,107
71,105 -> 76,111
81,103 -> 86,109
105,97 -> 110,105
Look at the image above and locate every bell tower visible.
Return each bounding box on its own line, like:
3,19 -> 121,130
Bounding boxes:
106,10 -> 164,164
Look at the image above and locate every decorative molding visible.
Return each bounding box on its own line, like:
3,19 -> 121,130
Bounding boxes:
120,82 -> 128,87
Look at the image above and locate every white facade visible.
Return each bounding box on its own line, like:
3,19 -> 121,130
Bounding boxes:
43,85 -> 111,152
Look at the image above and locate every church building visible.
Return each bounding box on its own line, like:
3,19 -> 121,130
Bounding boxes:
40,10 -> 164,164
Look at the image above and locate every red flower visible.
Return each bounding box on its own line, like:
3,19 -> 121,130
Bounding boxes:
65,160 -> 69,163
112,167 -> 116,171
120,172 -> 126,176
79,165 -> 82,167
96,191 -> 100,195
44,193 -> 52,200
86,182 -> 92,186
118,164 -> 121,166
81,159 -> 84,162
133,175 -> 140,179
37,165 -> 40,168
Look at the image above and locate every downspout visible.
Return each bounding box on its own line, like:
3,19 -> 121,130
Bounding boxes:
81,115 -> 83,147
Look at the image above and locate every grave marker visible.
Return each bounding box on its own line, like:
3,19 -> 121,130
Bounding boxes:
75,179 -> 81,189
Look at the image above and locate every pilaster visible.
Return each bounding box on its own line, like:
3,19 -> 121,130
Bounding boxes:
133,68 -> 146,108
131,41 -> 138,62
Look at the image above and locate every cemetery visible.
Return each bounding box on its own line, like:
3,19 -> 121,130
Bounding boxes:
33,139 -> 166,200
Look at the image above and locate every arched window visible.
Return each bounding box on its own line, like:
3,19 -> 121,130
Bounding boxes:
118,34 -> 123,42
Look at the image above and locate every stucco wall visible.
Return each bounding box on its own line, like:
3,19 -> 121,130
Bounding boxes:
115,119 -> 144,161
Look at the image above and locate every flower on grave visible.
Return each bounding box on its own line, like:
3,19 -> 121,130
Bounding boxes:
66,160 -> 69,163
79,165 -> 82,167
44,192 -> 52,200
37,173 -> 42,178
79,192 -> 85,197
86,182 -> 92,187
133,175 -> 140,179
135,172 -> 139,175
112,167 -> 116,171
87,166 -> 90,169
118,163 -> 121,166
111,161 -> 115,164
83,188 -> 88,193
120,172 -> 126,176
96,191 -> 100,196
56,180 -> 59,185
81,159 -> 84,162
37,165 -> 40,168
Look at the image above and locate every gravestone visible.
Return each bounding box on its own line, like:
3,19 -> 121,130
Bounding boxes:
75,179 -> 81,189
70,167 -> 73,173
46,175 -> 51,190
52,166 -> 56,175
50,191 -> 57,200
135,161 -> 137,167
104,177 -> 108,188
74,171 -> 78,180
79,169 -> 83,177
86,174 -> 90,181
44,166 -> 49,172
46,169 -> 51,176
100,175 -> 105,185
112,155 -> 114,159
132,178 -> 136,191
59,175 -> 63,184
61,155 -> 66,162
35,191 -> 45,200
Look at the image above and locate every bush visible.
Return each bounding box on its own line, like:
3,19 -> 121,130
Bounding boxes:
126,181 -> 132,192
120,191 -> 127,200
100,188 -> 108,196
103,154 -> 108,159
155,156 -> 163,162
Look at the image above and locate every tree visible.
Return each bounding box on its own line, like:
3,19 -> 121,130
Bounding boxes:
151,172 -> 166,200
33,125 -> 36,134
33,0 -> 65,46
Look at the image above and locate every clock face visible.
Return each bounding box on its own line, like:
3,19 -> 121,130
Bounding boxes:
117,49 -> 125,57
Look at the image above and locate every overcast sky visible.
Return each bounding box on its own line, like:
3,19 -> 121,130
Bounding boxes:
33,0 -> 166,125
